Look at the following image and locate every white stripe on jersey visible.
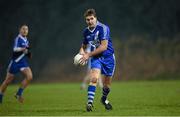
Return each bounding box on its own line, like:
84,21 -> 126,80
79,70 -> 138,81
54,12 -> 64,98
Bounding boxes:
97,21 -> 108,38
15,53 -> 25,63
14,34 -> 28,51
112,54 -> 116,76
14,36 -> 19,49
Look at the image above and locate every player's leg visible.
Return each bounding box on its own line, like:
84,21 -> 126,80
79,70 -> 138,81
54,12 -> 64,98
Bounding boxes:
100,55 -> 115,110
15,67 -> 33,103
86,68 -> 100,111
81,58 -> 91,90
101,76 -> 113,110
81,74 -> 89,90
98,75 -> 103,88
81,69 -> 90,90
0,72 -> 14,103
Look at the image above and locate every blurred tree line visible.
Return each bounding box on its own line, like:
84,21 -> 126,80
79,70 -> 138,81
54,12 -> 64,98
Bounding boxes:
0,0 -> 180,82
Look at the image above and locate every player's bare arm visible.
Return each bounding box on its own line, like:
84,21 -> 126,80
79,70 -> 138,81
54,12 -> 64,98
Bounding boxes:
88,40 -> 108,57
81,40 -> 108,62
14,47 -> 28,52
79,44 -> 87,55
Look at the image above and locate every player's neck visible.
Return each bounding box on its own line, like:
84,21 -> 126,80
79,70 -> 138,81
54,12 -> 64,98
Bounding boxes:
89,27 -> 95,31
19,34 -> 27,40
88,22 -> 97,32
20,34 -> 26,37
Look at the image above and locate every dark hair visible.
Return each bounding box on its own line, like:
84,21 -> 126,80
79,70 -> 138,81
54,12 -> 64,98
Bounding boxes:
84,8 -> 97,18
19,24 -> 28,29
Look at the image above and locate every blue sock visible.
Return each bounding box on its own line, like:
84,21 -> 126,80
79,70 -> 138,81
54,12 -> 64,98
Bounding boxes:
102,87 -> 110,101
0,93 -> 3,103
87,85 -> 96,104
16,88 -> 24,96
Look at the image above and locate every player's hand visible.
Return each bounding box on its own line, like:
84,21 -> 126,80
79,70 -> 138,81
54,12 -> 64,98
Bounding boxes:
23,48 -> 28,54
80,53 -> 89,64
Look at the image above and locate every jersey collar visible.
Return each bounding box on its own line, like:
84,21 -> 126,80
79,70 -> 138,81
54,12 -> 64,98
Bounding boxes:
87,21 -> 99,33
18,34 -> 27,41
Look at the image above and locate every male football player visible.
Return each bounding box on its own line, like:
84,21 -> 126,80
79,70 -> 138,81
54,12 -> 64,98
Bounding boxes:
0,24 -> 33,103
79,9 -> 115,111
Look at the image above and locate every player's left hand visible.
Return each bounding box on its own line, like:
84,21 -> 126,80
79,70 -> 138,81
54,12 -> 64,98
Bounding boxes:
80,53 -> 89,64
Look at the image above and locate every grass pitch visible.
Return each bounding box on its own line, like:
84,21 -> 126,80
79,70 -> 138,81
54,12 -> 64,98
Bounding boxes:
0,80 -> 180,116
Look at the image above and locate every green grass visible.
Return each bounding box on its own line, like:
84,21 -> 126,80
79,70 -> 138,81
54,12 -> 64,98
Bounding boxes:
0,80 -> 180,116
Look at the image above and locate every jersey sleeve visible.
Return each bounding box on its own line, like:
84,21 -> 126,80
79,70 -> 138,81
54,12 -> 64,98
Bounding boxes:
14,37 -> 27,48
99,25 -> 110,41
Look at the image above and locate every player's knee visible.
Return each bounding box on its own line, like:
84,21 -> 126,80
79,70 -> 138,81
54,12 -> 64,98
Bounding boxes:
28,75 -> 33,81
4,80 -> 10,85
27,73 -> 33,81
103,77 -> 111,87
4,78 -> 13,85
103,84 -> 110,89
103,81 -> 111,88
90,77 -> 98,84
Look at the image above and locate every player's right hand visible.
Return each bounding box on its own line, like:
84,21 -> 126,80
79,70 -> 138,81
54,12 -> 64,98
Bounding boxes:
23,49 -> 28,54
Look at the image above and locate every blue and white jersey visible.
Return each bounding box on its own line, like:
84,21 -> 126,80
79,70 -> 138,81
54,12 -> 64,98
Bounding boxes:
13,34 -> 29,50
7,34 -> 30,74
12,34 -> 29,60
82,21 -> 114,57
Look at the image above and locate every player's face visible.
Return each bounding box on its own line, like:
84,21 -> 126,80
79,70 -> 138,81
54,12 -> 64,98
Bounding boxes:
85,15 -> 97,28
20,25 -> 28,37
